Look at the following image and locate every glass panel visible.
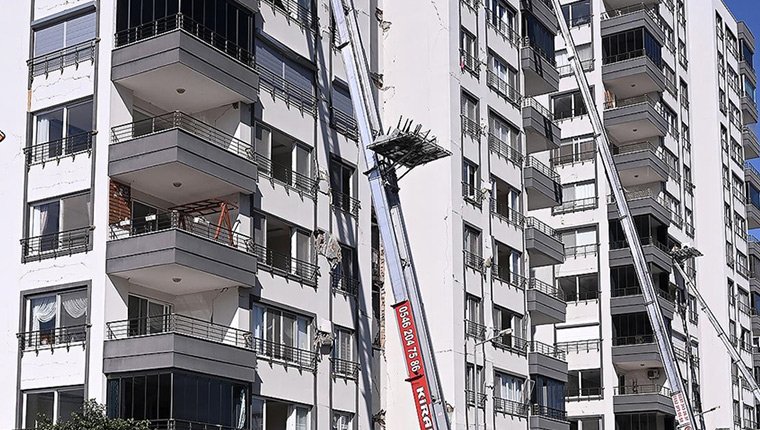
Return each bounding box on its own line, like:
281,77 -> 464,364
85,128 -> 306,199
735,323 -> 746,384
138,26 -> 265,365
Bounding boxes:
61,193 -> 91,231
25,392 -> 55,427
66,101 -> 93,153
34,22 -> 64,57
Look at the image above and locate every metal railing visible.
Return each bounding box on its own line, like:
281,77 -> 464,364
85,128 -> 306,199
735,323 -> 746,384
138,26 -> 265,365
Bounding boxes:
612,334 -> 655,346
106,313 -> 253,350
464,319 -> 487,340
112,112 -> 255,162
261,0 -> 315,29
602,48 -> 660,67
25,131 -> 95,166
491,267 -> 527,290
331,106 -> 358,140
609,235 -> 670,254
465,389 -> 487,408
18,324 -> 88,351
611,285 -> 674,302
486,70 -> 522,105
563,243 -> 599,258
521,37 -> 557,66
331,272 -> 360,296
464,250 -> 485,271
614,384 -> 671,396
461,114 -> 482,138
489,198 -> 525,227
254,153 -> 317,198
253,337 -> 317,371
528,340 -> 566,361
331,190 -> 361,219
460,49 -> 480,74
737,301 -> 753,317
523,97 -> 559,128
550,146 -> 597,166
21,226 -> 93,262
492,334 -> 529,355
493,397 -> 529,417
332,357 -> 360,379
556,339 -> 601,353
114,14 -> 254,67
488,134 -> 523,166
462,182 -> 489,207
108,211 -> 254,253
601,3 -> 662,25
256,64 -> 317,114
150,419 -> 242,430
524,216 -> 562,241
28,39 -> 97,79
525,156 -> 561,182
557,59 -> 594,77
253,243 -> 318,284
485,13 -> 520,46
565,386 -> 603,401
530,404 -> 567,421
528,277 -> 565,301
604,93 -> 666,119
552,197 -> 598,215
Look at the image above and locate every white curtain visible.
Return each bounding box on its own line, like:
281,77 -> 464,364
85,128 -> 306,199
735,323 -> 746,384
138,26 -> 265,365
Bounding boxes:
61,291 -> 87,319
36,116 -> 50,159
31,296 -> 57,332
576,182 -> 595,200
236,388 -> 247,430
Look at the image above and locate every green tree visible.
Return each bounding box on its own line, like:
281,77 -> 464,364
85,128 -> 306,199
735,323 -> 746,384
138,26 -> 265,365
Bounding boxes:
36,399 -> 150,430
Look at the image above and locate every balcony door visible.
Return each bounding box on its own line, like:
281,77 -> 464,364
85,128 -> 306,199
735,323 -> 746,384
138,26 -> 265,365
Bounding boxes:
127,295 -> 171,336
253,305 -> 310,361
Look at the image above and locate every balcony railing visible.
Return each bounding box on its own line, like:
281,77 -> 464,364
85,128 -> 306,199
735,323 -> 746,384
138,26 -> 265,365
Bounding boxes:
331,190 -> 361,219
612,334 -> 654,346
109,211 -> 253,252
601,3 -> 662,25
465,389 -> 487,408
114,14 -> 254,67
464,250 -> 485,271
28,39 -> 97,79
604,93 -> 667,120
602,48 -> 661,68
528,277 -> 565,301
523,97 -> 559,128
261,0 -> 315,29
614,384 -> 671,396
556,339 -> 601,353
530,404 -> 567,421
611,285 -> 674,302
252,243 -> 318,284
486,70 -> 522,105
25,131 -> 95,166
331,357 -> 360,379
492,334 -> 529,355
253,337 -> 317,371
610,235 -> 670,254
565,386 -> 603,401
557,59 -> 594,77
17,324 -> 88,351
464,319 -> 487,341
489,198 -> 525,227
150,419 -> 244,430
525,156 -> 561,182
550,145 -> 597,166
330,106 -> 358,140
254,153 -> 317,198
257,64 -> 317,114
521,37 -> 557,67
106,313 -> 253,350
491,267 -> 527,290
488,134 -> 523,166
493,397 -> 529,417
529,340 -> 566,361
552,197 -> 598,215
462,181 -> 489,207
331,272 -> 360,296
21,226 -> 93,263
461,115 -> 482,139
563,243 -> 599,258
524,217 -> 562,241
485,13 -> 520,46
460,49 -> 480,74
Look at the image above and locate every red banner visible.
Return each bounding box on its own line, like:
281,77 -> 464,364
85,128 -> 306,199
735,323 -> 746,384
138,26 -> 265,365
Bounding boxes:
394,300 -> 435,430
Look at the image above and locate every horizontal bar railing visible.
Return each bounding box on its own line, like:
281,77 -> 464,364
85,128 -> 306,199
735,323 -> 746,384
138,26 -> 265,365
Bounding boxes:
111,112 -> 255,162
150,418 -> 242,430
331,190 -> 361,219
24,131 -> 95,166
522,97 -> 558,128
256,64 -> 317,114
485,13 -> 521,45
330,272 -> 360,296
493,397 -> 529,417
521,37 -> 557,66
462,182 -> 489,206
491,334 -> 529,355
252,243 -> 318,284
527,277 -> 565,301
464,250 -> 485,271
21,226 -> 93,262
524,216 -> 562,241
565,387 -> 603,400
28,39 -> 97,79
464,319 -> 487,341
550,146 -> 597,166
459,49 -> 481,73
465,389 -> 487,407
611,285 -> 674,302
530,404 -> 567,421
253,153 -> 317,198
612,334 -> 655,346
108,211 -> 254,253
260,0 -> 315,29
601,3 -> 662,23
489,198 -> 525,226
613,384 -> 671,396
330,106 -> 358,140
525,156 -> 560,182
609,235 -> 670,254
491,266 -> 527,290
563,243 -> 599,258
106,313 -> 253,350
17,324 -> 88,351
114,13 -> 254,67
603,93 -> 665,118
331,357 -> 360,379
461,114 -> 482,138
557,58 -> 594,77
253,337 -> 317,371
488,134 -> 524,166
552,197 -> 598,215
528,340 -> 566,361
556,339 -> 601,353
486,70 -> 522,105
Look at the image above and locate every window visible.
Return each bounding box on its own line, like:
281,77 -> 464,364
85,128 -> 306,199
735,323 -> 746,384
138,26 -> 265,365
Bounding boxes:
460,29 -> 478,73
466,295 -> 483,325
462,159 -> 480,202
616,413 -> 670,430
735,212 -> 747,239
30,99 -> 93,164
727,28 -> 738,57
557,180 -> 596,213
487,0 -> 517,40
331,244 -> 358,294
24,288 -> 88,348
728,65 -> 740,93
487,53 -> 520,103
492,241 -> 522,283
569,417 -> 601,430
553,90 -> 587,120
24,387 -> 84,428
558,273 -> 598,301
256,41 -> 315,110
330,158 -> 357,216
727,241 -> 735,267
719,88 -> 727,113
332,412 -> 353,430
679,80 -> 689,108
252,304 -> 311,365
741,39 -> 755,70
127,294 -> 171,337
34,12 -> 96,57
465,363 -> 485,406
556,43 -> 593,74
330,81 -> 356,138
560,226 -> 597,257
567,369 -> 602,398
531,375 -> 566,413
602,28 -> 662,66
494,371 -> 524,401
488,113 -> 521,158
25,192 -> 92,260
678,39 -> 688,68
493,305 -> 525,347
461,93 -> 480,137
464,225 -> 482,260
745,76 -> 757,103
254,123 -> 314,195
553,136 -> 596,165
561,0 -> 591,27
522,13 -> 555,61
334,328 -> 354,362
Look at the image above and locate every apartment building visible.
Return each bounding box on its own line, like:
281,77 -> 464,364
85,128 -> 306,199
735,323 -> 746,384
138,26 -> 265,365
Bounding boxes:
0,0 -> 385,429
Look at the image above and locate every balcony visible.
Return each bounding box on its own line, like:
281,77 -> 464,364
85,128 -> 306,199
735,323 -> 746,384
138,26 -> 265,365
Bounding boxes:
607,190 -> 672,227
520,0 -> 558,33
104,313 -> 256,382
107,210 -> 257,292
109,113 -> 258,204
21,226 -> 93,263
521,40 -> 559,97
611,141 -> 669,186
525,217 -> 565,267
603,94 -> 669,143
609,236 -> 672,272
523,98 -> 561,154
601,4 -> 666,44
331,357 -> 360,379
613,385 -> 675,415
527,277 -> 567,325
529,405 -> 569,430
744,127 -> 760,159
112,14 -> 258,113
494,398 -> 529,418
742,95 -> 758,125
604,0 -> 661,11
528,340 -> 568,382
611,335 -> 660,366
610,286 -> 675,320
465,319 -> 487,341
524,156 -> 562,210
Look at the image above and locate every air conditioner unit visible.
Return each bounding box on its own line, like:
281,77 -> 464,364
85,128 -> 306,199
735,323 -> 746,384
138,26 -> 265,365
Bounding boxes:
647,369 -> 660,380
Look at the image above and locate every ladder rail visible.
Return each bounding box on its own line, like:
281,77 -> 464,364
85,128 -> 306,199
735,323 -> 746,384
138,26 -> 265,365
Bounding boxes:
549,1 -> 697,428
331,2 -> 451,429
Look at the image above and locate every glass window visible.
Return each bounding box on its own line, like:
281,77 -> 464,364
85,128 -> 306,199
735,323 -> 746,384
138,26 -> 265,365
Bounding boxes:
561,0 -> 591,27
553,90 -> 588,120
494,371 -> 524,401
24,387 -> 84,428
25,289 -> 88,348
602,27 -> 662,66
32,99 -> 93,160
523,13 -> 555,61
34,12 -> 96,57
464,225 -> 482,257
332,411 -> 353,430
